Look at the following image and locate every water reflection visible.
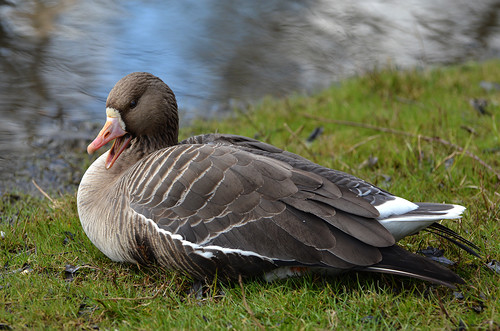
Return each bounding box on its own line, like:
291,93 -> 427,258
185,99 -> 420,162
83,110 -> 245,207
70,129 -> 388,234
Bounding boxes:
0,0 -> 499,194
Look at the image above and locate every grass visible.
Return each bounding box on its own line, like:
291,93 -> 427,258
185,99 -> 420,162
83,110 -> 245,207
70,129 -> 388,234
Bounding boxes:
1,60 -> 500,329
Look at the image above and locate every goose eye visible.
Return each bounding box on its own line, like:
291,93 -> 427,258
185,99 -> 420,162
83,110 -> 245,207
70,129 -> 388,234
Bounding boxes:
130,100 -> 137,109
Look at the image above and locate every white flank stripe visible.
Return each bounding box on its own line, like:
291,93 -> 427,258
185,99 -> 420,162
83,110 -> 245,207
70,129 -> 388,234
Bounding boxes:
195,251 -> 215,259
142,216 -> 273,262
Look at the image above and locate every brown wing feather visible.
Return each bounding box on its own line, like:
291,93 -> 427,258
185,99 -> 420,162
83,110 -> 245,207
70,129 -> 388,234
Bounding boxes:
181,134 -> 393,205
127,143 -> 393,272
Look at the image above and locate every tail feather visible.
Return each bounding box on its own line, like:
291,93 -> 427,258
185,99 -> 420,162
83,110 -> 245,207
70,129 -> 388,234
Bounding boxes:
426,223 -> 481,257
378,203 -> 466,241
360,245 -> 464,288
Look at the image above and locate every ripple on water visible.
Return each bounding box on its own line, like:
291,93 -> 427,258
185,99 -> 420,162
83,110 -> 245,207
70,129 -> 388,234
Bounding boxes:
0,0 -> 499,193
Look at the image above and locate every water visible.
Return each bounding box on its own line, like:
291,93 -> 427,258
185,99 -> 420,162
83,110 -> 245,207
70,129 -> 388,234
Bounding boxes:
0,0 -> 499,194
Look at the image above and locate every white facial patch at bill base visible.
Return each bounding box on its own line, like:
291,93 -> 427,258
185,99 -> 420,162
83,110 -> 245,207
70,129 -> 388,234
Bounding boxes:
106,107 -> 126,131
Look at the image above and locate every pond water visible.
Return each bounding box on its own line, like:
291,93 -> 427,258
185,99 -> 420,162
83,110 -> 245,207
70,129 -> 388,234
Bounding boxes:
0,0 -> 499,194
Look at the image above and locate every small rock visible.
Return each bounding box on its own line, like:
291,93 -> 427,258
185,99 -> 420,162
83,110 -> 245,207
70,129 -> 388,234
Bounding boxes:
418,246 -> 455,265
444,157 -> 454,169
471,304 -> 484,313
64,231 -> 75,240
469,98 -> 490,115
456,319 -> 467,331
479,81 -> 500,91
482,146 -> 500,154
64,264 -> 82,281
380,174 -> 391,183
78,303 -> 97,317
18,263 -> 32,275
486,260 -> 500,274
360,315 -> 379,323
63,231 -> 75,245
358,156 -> 378,169
418,246 -> 444,257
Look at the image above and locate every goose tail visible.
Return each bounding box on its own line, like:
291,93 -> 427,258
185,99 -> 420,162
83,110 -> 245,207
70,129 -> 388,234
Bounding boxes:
377,202 -> 465,241
360,245 -> 464,288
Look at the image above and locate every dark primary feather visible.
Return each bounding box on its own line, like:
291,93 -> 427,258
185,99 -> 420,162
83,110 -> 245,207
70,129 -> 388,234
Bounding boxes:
363,245 -> 465,287
426,223 -> 481,257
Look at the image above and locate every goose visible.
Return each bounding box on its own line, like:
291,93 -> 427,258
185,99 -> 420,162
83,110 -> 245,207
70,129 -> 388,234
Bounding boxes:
77,72 -> 478,287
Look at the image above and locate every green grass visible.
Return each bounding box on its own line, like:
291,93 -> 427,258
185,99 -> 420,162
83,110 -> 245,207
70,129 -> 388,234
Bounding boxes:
2,60 -> 500,329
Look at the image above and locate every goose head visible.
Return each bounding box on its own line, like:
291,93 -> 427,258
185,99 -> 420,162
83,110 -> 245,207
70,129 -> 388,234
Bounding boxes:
87,72 -> 179,169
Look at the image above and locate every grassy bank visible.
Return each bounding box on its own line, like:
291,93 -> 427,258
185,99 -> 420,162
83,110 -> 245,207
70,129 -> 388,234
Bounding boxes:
1,61 -> 499,329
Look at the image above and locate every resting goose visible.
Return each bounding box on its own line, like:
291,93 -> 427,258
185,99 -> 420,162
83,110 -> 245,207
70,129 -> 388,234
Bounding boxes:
77,72 -> 478,287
